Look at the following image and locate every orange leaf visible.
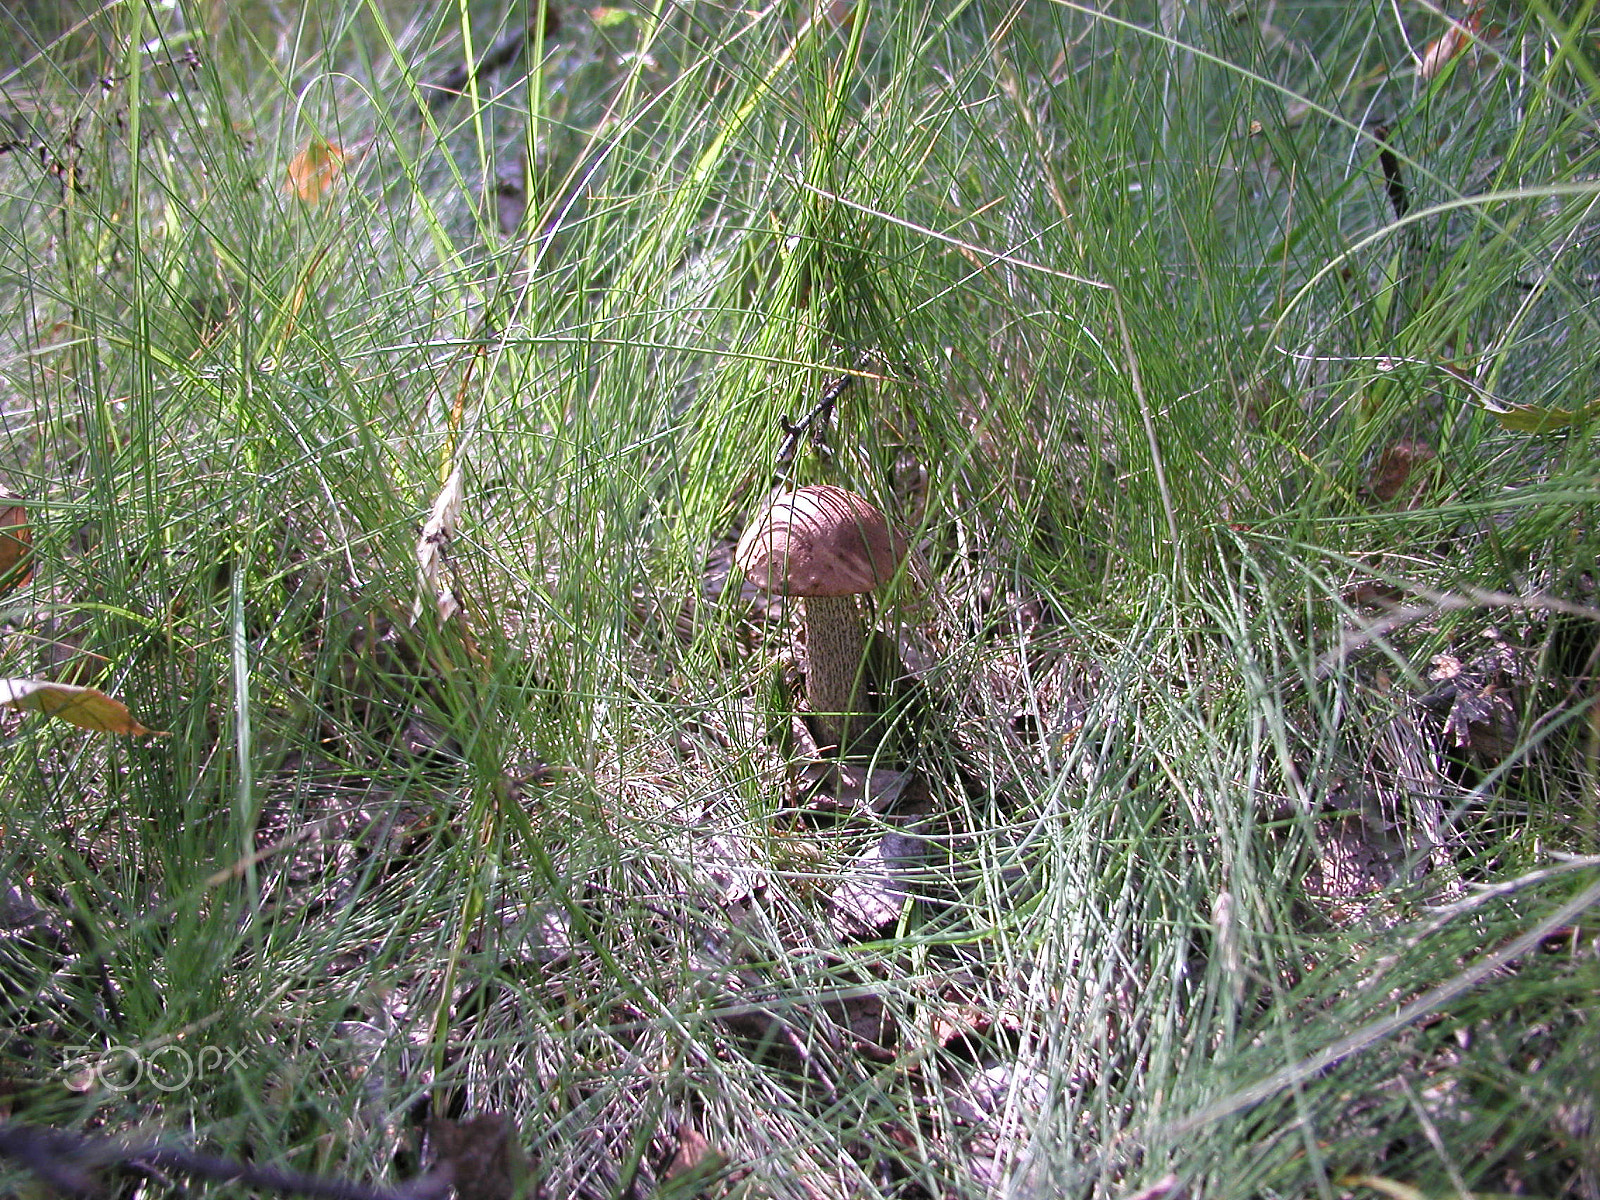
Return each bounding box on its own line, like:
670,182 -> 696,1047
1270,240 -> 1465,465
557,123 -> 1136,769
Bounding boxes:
0,678 -> 167,736
285,138 -> 347,203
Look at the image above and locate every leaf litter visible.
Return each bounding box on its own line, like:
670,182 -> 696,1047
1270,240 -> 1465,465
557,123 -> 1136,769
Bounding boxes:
4,386 -> 1594,1200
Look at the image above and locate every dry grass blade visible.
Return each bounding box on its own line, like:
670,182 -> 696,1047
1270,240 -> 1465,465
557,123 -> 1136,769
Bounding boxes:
414,464 -> 465,625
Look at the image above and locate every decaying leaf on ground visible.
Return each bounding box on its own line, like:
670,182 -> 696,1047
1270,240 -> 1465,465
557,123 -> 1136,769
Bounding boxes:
1365,439 -> 1436,503
0,492 -> 31,595
800,761 -> 917,813
0,1121 -> 452,1200
1421,641 -> 1524,766
950,1062 -> 1052,1190
0,678 -> 166,736
830,829 -> 928,936
1119,1175 -> 1186,1200
495,156 -> 528,236
922,979 -> 1025,1050
656,1122 -> 729,1198
426,1113 -> 528,1200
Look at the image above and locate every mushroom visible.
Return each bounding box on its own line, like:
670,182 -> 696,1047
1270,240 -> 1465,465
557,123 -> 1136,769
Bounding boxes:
735,485 -> 908,751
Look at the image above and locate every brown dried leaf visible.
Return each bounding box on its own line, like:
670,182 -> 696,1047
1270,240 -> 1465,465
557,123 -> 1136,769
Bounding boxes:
1343,581 -> 1407,609
1418,5 -> 1482,81
0,678 -> 166,736
427,1113 -> 527,1200
832,988 -> 896,1060
1121,1175 -> 1186,1200
924,981 -> 1025,1049
285,138 -> 347,203
658,1122 -> 728,1196
495,158 -> 528,236
1419,26 -> 1469,81
1338,1176 -> 1428,1200
1442,681 -> 1518,762
926,996 -> 996,1048
1421,639 -> 1525,764
0,494 -> 32,595
830,830 -> 927,937
823,0 -> 855,30
1367,439 -> 1436,503
801,761 -> 915,813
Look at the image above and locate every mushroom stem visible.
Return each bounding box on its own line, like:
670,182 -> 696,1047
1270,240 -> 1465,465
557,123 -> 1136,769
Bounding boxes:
803,593 -> 868,750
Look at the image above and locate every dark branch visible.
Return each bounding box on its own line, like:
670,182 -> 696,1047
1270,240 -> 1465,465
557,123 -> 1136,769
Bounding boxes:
0,1123 -> 449,1200
1371,124 -> 1409,220
776,368 -> 859,469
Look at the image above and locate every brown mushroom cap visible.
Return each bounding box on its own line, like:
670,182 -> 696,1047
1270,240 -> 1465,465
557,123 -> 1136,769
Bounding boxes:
735,485 -> 906,597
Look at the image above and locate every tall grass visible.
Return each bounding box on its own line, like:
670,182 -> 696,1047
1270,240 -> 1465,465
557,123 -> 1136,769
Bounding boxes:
1,1 -> 1597,1197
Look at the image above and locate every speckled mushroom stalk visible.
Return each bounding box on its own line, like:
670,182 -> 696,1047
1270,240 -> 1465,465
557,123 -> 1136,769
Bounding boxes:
798,592 -> 869,747
735,485 -> 907,752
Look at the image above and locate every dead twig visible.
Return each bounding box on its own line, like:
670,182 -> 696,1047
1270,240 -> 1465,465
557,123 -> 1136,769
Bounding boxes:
1315,586 -> 1600,680
0,1123 -> 449,1200
776,369 -> 855,473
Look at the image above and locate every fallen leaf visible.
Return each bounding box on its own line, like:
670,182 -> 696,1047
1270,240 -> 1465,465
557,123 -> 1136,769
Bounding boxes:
1419,27 -> 1468,81
831,829 -> 927,936
1120,1176 -> 1186,1200
494,158 -> 527,236
1418,5 -> 1482,82
1442,681 -> 1518,762
0,678 -> 167,736
1342,581 -> 1406,608
830,988 -> 896,1060
1366,438 -> 1436,502
952,1063 -> 1053,1190
285,137 -> 346,203
0,493 -> 32,595
1490,398 -> 1600,433
428,1113 -> 527,1200
924,980 -> 1026,1049
684,830 -> 766,905
824,0 -> 855,29
657,1122 -> 728,1197
1337,1176 -> 1426,1200
801,761 -> 916,813
926,996 -> 998,1049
